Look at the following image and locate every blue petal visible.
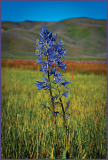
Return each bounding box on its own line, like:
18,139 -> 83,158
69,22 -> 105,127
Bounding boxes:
43,78 -> 49,83
54,33 -> 57,41
66,113 -> 70,120
62,90 -> 69,97
65,101 -> 70,111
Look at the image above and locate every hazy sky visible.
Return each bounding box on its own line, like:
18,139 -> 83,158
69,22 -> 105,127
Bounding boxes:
1,1 -> 107,22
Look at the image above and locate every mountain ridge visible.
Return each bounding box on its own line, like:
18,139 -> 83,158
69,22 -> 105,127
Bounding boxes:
1,18 -> 107,60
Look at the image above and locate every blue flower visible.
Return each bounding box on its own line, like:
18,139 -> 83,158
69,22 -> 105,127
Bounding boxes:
65,101 -> 70,112
53,33 -> 57,41
50,111 -> 59,117
35,26 -> 68,72
54,72 -> 64,84
43,78 -> 49,83
35,59 -> 47,66
55,77 -> 63,84
43,71 -> 48,77
58,61 -> 67,70
35,80 -> 52,90
66,113 -> 70,120
40,64 -> 47,75
35,26 -> 71,122
58,39 -> 64,46
35,82 -> 46,90
62,90 -> 69,97
49,67 -> 56,76
55,72 -> 63,78
52,94 -> 58,100
61,80 -> 71,89
44,84 -> 52,90
42,104 -> 52,111
35,80 -> 45,86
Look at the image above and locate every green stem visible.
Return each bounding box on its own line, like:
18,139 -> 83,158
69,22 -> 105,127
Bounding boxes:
59,97 -> 68,151
47,59 -> 59,151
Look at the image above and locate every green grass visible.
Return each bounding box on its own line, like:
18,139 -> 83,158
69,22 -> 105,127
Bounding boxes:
98,27 -> 106,36
67,26 -> 90,39
1,67 -> 107,159
1,56 -> 36,60
1,26 -> 9,30
1,56 -> 107,62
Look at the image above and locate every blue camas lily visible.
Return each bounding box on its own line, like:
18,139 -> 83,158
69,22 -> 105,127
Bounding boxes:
35,25 -> 71,158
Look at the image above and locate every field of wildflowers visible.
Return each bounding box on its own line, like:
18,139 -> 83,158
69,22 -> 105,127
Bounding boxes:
1,59 -> 107,75
1,67 -> 107,159
1,25 -> 107,159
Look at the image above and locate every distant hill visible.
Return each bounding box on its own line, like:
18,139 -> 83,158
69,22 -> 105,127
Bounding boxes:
1,18 -> 107,60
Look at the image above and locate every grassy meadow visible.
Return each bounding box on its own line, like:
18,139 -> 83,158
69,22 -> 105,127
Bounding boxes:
1,65 -> 107,159
1,17 -> 107,159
